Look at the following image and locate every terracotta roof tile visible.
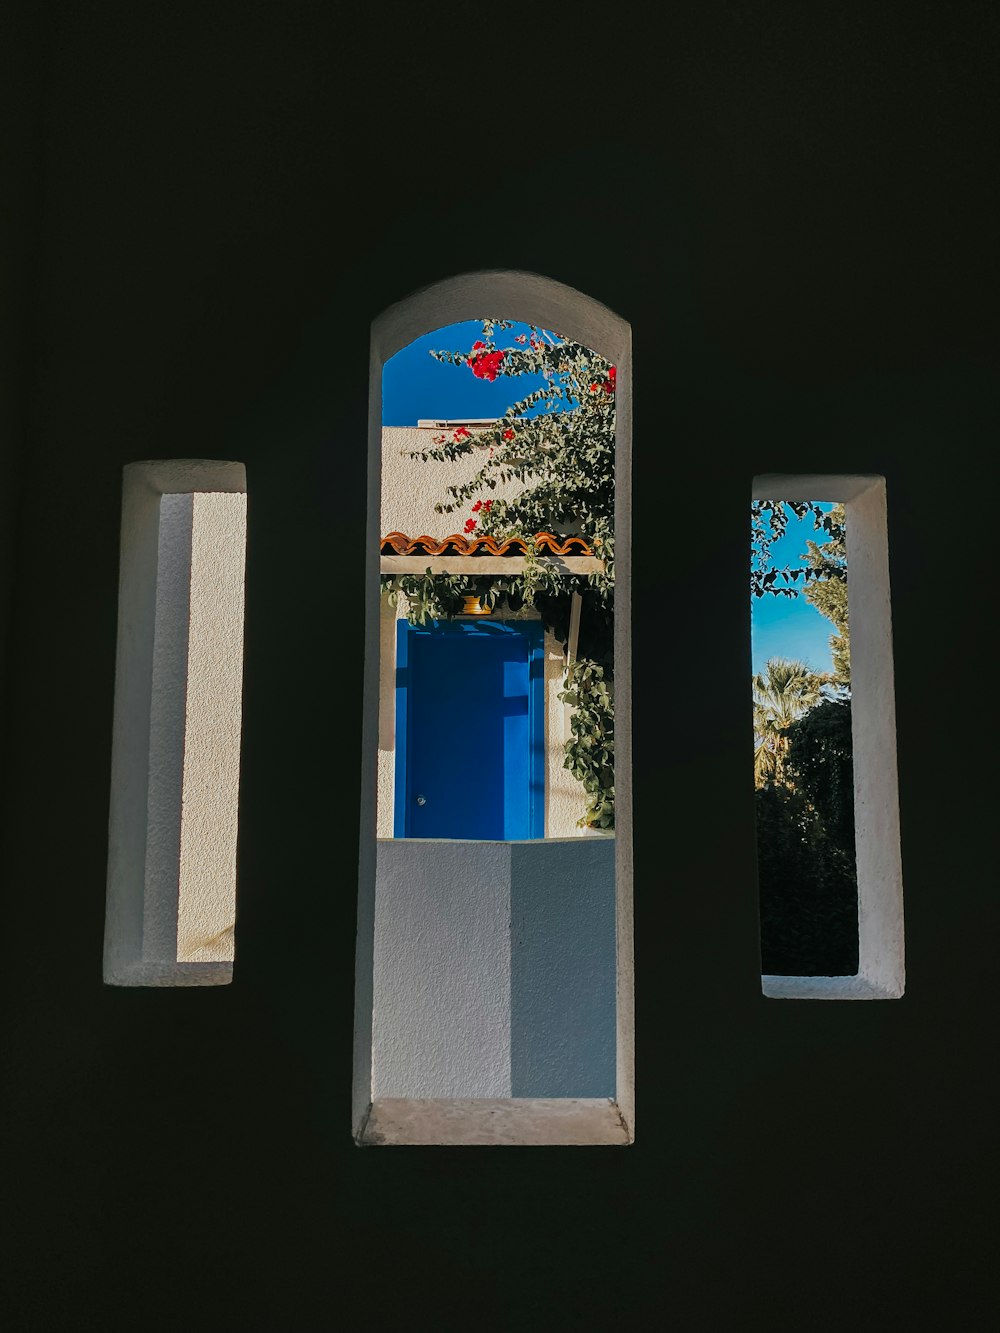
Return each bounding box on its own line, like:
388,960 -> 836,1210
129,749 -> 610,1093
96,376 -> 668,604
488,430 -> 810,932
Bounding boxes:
380,531 -> 595,557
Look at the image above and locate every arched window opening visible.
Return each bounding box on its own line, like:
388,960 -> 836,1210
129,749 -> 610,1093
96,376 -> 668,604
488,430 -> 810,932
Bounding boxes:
354,275 -> 634,1145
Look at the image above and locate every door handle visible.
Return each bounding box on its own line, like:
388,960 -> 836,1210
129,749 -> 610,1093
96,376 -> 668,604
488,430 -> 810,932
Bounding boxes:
416,795 -> 426,806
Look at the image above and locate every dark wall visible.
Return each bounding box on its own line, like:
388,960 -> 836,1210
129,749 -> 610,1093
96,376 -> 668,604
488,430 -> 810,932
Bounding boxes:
2,5 -> 996,1328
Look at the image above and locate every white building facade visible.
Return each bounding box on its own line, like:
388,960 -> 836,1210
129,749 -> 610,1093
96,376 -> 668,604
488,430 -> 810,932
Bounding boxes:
377,423 -> 608,842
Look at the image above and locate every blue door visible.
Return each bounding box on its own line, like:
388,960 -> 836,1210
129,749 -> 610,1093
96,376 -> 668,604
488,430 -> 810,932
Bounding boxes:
395,620 -> 544,839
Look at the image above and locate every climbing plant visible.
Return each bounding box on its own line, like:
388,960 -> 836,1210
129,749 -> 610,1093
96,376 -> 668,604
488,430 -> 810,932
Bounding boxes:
558,660 -> 615,830
751,500 -> 846,601
381,318 -> 616,828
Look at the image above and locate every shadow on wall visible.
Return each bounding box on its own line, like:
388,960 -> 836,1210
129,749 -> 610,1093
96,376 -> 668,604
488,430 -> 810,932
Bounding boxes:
372,837 -> 615,1099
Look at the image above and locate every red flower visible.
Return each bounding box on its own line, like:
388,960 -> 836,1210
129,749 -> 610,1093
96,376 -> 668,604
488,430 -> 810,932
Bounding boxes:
606,365 -> 617,393
454,425 -> 471,440
502,428 -> 515,440
471,500 -> 483,513
483,499 -> 493,511
467,344 -> 506,381
464,518 -> 477,533
515,334 -> 527,343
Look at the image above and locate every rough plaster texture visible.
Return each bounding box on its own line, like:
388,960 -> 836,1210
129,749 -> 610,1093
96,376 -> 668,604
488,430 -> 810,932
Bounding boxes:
372,840 -> 513,1098
361,1098 -> 628,1146
371,838 -> 615,1100
104,461 -> 246,986
381,425 -> 529,540
544,632 -> 589,838
510,839 -> 616,1096
753,474 -> 904,1000
356,272 -> 634,1143
176,493 -> 246,962
143,493 -> 193,964
376,592 -> 397,839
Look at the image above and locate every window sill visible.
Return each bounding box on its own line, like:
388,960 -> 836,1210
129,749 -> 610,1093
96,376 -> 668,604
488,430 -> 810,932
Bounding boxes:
762,974 -> 903,1000
358,1097 -> 631,1146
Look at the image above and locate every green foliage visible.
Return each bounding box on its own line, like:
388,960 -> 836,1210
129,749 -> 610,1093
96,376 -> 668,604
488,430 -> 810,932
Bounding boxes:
755,780 -> 859,976
784,699 -> 855,848
383,571 -> 505,624
756,697 -> 858,975
415,321 -> 616,592
801,502 -> 850,686
558,660 -> 615,829
383,318 -> 618,827
751,500 -> 846,601
401,319 -> 616,661
752,657 -> 830,789
750,504 -> 856,973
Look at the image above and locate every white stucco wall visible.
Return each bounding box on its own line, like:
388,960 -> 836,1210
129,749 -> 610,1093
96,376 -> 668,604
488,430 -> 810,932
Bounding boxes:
509,838 -> 617,1097
544,633 -> 588,838
372,840 -> 512,1098
371,838 -> 616,1099
175,493 -> 246,962
378,424 -> 593,838
381,424 -> 529,539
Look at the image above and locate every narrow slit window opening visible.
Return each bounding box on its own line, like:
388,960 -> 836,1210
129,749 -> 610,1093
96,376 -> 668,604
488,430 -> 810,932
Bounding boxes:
751,474 -> 904,1001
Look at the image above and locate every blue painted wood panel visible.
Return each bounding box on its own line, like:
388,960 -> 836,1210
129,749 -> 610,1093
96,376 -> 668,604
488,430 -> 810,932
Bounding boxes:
395,620 -> 544,839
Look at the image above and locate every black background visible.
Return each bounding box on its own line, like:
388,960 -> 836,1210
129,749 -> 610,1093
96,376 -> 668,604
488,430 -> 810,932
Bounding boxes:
2,3 -> 996,1329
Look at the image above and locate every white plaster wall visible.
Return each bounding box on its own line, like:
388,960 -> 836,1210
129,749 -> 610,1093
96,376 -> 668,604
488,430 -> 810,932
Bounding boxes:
381,425 -> 529,539
376,590 -> 396,840
142,492 -> 193,964
104,461 -> 246,986
510,838 -> 616,1097
544,631 -> 589,838
847,479 -> 905,997
175,492 -> 246,962
371,838 -> 616,1099
372,840 -> 513,1098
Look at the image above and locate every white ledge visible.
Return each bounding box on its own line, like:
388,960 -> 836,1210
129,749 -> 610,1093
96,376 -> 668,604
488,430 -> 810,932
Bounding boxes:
761,974 -> 903,1000
359,1098 -> 630,1146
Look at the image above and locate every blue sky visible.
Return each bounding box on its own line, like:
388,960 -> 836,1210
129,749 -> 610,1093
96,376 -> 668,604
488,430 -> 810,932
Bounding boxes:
383,319 -> 838,676
751,505 -> 838,675
382,320 -> 570,427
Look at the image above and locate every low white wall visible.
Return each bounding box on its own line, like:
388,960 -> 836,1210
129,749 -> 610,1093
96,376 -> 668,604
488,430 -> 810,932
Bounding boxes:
510,838 -> 616,1096
372,840 -> 512,1098
371,838 -> 616,1099
381,425 -> 528,539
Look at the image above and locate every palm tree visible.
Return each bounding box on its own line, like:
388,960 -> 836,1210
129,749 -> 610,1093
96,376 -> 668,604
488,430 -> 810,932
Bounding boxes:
753,657 -> 828,789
